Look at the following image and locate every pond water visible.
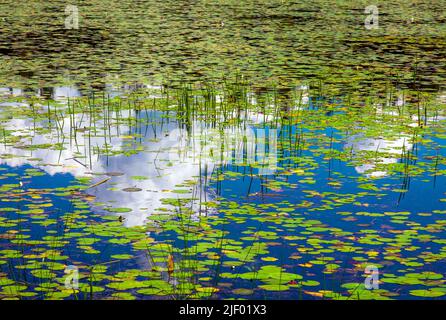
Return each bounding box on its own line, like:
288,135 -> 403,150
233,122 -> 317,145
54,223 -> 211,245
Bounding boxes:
1,0 -> 446,300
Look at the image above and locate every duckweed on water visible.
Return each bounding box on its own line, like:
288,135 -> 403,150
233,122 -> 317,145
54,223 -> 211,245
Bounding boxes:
0,80 -> 445,300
